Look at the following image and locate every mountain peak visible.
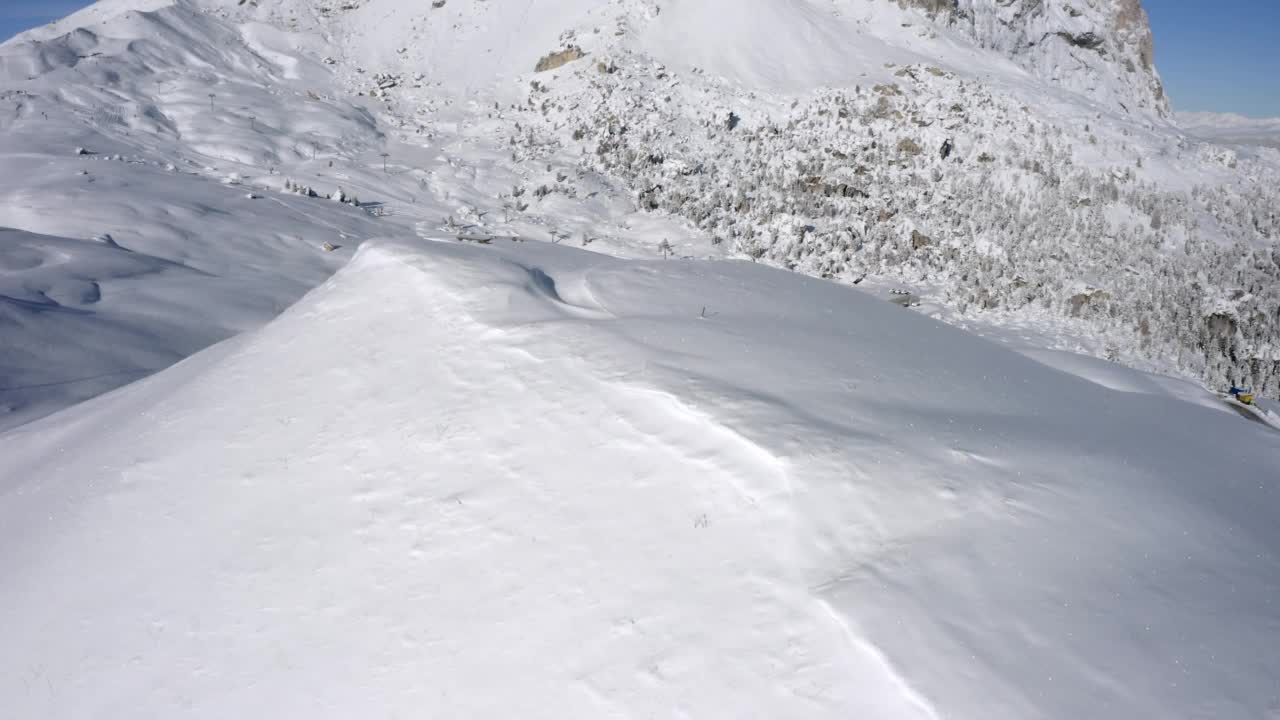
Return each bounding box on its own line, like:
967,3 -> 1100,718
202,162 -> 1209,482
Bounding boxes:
904,0 -> 1169,118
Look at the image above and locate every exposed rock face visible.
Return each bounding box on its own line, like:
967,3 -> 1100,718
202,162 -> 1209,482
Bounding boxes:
901,0 -> 1169,119
897,0 -> 959,14
534,46 -> 585,73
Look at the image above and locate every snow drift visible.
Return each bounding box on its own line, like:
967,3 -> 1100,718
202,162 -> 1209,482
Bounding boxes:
3,238 -> 1278,718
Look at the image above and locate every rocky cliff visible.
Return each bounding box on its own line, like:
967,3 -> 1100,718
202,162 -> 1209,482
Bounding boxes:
903,0 -> 1169,118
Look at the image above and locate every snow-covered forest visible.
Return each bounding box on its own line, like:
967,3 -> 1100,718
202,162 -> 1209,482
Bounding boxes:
514,54 -> 1280,396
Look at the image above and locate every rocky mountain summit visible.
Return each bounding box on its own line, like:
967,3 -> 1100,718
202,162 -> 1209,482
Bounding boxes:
904,0 -> 1169,118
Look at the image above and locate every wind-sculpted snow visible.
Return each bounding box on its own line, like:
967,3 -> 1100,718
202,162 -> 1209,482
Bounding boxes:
0,218 -> 348,430
0,133 -> 389,429
0,228 -> 201,424
2,238 -> 1278,718
0,1 -> 413,427
2,0 -> 1274,433
0,0 -> 1277,716
0,1 -> 1277,711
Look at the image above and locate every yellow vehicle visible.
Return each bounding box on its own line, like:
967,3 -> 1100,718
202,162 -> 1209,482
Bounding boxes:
1229,387 -> 1255,405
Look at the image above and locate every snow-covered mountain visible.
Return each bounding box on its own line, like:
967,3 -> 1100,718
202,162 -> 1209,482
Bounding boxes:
3,0 -> 1275,408
500,0 -> 1277,395
2,3 -> 1280,717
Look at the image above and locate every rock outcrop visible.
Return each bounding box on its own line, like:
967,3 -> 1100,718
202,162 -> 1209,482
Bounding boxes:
902,0 -> 1169,119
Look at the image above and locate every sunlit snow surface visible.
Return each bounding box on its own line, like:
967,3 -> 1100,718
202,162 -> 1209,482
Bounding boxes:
3,238 -> 1279,718
2,1 -> 1279,717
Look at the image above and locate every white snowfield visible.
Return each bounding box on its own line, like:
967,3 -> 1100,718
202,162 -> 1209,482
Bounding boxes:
3,238 -> 1280,719
2,0 -> 1280,717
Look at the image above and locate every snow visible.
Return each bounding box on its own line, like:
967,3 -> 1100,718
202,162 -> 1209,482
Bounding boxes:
957,0 -> 1171,120
2,0 -> 1280,716
3,237 -> 1280,718
634,0 -> 1000,93
4,0 -> 1276,402
0,143 -> 385,430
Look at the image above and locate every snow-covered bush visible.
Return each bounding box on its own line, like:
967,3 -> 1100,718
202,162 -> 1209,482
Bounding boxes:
283,178 -> 318,198
328,187 -> 359,206
513,58 -> 1280,396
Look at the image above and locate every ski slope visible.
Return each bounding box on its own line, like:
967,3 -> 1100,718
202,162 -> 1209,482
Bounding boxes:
3,238 -> 1279,718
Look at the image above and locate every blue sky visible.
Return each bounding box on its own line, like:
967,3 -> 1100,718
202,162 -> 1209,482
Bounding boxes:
1145,0 -> 1280,117
1,0 -> 1277,117
0,0 -> 91,41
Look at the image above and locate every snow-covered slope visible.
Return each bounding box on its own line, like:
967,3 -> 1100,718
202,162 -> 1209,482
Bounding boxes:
3,238 -> 1278,718
3,0 -> 1277,414
4,2 -> 1280,716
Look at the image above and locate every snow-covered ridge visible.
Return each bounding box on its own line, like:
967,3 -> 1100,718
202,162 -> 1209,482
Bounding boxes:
2,1 -> 1279,714
3,237 -> 1279,718
0,0 -> 401,429
0,0 -> 1276,413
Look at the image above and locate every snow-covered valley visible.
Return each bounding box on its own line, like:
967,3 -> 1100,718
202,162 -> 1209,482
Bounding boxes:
2,0 -> 1279,717
1179,111 -> 1280,150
